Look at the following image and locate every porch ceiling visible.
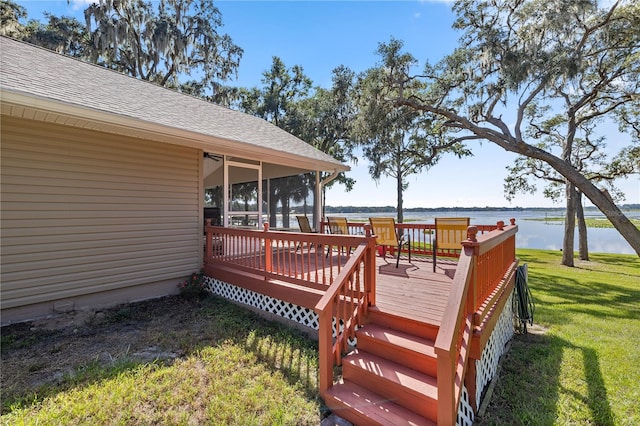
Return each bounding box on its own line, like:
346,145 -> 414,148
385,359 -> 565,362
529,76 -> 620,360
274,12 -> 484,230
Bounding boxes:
203,159 -> 314,187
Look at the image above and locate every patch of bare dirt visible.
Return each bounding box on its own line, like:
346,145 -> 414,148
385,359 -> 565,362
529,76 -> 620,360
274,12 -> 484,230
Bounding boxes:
1,295 -> 215,409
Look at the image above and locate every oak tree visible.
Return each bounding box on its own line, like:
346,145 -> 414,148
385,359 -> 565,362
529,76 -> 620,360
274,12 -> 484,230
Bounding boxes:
237,57 -> 313,227
84,0 -> 242,103
388,0 -> 640,262
286,66 -> 360,221
356,38 -> 470,223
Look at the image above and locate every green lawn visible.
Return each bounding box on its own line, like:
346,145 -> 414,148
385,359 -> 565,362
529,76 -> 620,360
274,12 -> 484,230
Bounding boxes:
1,298 -> 324,425
477,249 -> 640,425
2,250 -> 638,425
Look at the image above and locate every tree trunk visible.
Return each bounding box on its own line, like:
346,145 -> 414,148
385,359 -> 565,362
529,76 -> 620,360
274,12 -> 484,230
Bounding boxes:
554,160 -> 640,257
281,195 -> 290,228
576,191 -> 589,261
562,183 -> 576,266
269,185 -> 278,228
397,175 -> 404,223
243,198 -> 250,226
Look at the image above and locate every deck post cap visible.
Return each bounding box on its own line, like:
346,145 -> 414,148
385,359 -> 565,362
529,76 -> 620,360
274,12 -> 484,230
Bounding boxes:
466,226 -> 478,242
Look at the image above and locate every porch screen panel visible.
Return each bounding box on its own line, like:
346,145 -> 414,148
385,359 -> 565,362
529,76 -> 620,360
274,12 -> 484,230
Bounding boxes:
226,159 -> 262,228
0,116 -> 201,310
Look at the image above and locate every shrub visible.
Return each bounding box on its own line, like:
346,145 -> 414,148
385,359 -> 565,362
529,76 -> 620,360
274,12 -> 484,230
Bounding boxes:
178,269 -> 207,298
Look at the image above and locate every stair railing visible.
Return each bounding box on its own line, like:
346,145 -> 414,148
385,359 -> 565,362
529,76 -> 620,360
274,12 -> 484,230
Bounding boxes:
434,220 -> 518,425
315,224 -> 377,397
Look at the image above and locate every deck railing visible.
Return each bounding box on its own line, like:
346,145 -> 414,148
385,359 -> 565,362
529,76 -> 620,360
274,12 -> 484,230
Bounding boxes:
434,219 -> 518,425
204,221 -> 368,290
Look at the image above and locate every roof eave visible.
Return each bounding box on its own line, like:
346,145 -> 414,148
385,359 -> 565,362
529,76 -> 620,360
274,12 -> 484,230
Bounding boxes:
0,89 -> 350,174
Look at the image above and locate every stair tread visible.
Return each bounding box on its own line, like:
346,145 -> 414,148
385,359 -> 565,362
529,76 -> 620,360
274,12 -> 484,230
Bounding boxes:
326,379 -> 436,426
367,307 -> 440,340
343,349 -> 438,399
358,324 -> 436,357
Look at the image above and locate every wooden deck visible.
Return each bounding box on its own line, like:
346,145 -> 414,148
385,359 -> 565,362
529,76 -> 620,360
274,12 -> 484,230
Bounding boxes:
373,255 -> 455,327
204,223 -> 519,425
207,240 -> 457,327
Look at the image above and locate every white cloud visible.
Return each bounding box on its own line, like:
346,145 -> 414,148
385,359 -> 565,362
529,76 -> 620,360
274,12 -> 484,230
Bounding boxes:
70,0 -> 95,11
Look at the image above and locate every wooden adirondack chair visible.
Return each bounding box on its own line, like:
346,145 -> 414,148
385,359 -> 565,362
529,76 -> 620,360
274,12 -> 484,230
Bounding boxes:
432,217 -> 470,272
327,216 -> 349,235
296,215 -> 317,252
326,217 -> 351,257
296,215 -> 316,233
368,217 -> 411,268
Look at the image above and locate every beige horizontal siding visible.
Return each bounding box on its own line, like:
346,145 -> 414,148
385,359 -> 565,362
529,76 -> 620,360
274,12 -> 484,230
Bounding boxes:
1,116 -> 202,310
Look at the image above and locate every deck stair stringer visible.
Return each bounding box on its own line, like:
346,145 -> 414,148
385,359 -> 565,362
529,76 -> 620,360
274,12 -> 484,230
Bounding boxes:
324,308 -> 441,425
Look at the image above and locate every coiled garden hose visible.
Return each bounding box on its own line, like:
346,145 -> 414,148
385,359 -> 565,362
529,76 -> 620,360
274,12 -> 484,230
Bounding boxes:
513,264 -> 535,334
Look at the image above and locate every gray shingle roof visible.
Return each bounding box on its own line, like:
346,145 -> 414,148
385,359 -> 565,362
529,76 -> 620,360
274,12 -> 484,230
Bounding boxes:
0,37 -> 347,171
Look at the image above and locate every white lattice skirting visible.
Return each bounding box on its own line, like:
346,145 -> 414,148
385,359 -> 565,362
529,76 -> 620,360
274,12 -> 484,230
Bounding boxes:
457,289 -> 515,425
204,277 -> 357,346
457,385 -> 475,426
203,277 -> 320,330
475,290 -> 515,406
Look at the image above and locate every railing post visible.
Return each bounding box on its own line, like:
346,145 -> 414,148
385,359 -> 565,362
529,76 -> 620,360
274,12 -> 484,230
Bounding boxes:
464,226 -> 479,318
511,218 -> 517,260
318,308 -> 333,397
205,219 -> 213,262
364,223 -> 376,306
436,351 -> 455,425
263,223 -> 272,274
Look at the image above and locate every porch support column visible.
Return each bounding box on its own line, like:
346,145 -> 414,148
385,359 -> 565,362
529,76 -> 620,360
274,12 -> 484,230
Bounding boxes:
223,155 -> 229,227
257,162 -> 263,228
314,171 -> 321,231
319,169 -> 340,232
266,179 -> 271,226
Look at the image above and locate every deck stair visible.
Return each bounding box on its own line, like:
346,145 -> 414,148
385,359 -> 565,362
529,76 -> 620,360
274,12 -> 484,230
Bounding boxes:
324,309 -> 441,425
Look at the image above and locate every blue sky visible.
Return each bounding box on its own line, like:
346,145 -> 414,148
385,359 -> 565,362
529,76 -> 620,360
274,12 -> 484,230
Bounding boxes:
18,0 -> 640,208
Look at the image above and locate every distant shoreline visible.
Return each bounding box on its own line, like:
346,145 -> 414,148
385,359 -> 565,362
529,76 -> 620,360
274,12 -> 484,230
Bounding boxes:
323,204 -> 640,214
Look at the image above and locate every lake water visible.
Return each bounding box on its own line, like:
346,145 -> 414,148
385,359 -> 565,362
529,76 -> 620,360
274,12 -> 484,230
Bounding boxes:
333,209 -> 638,255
